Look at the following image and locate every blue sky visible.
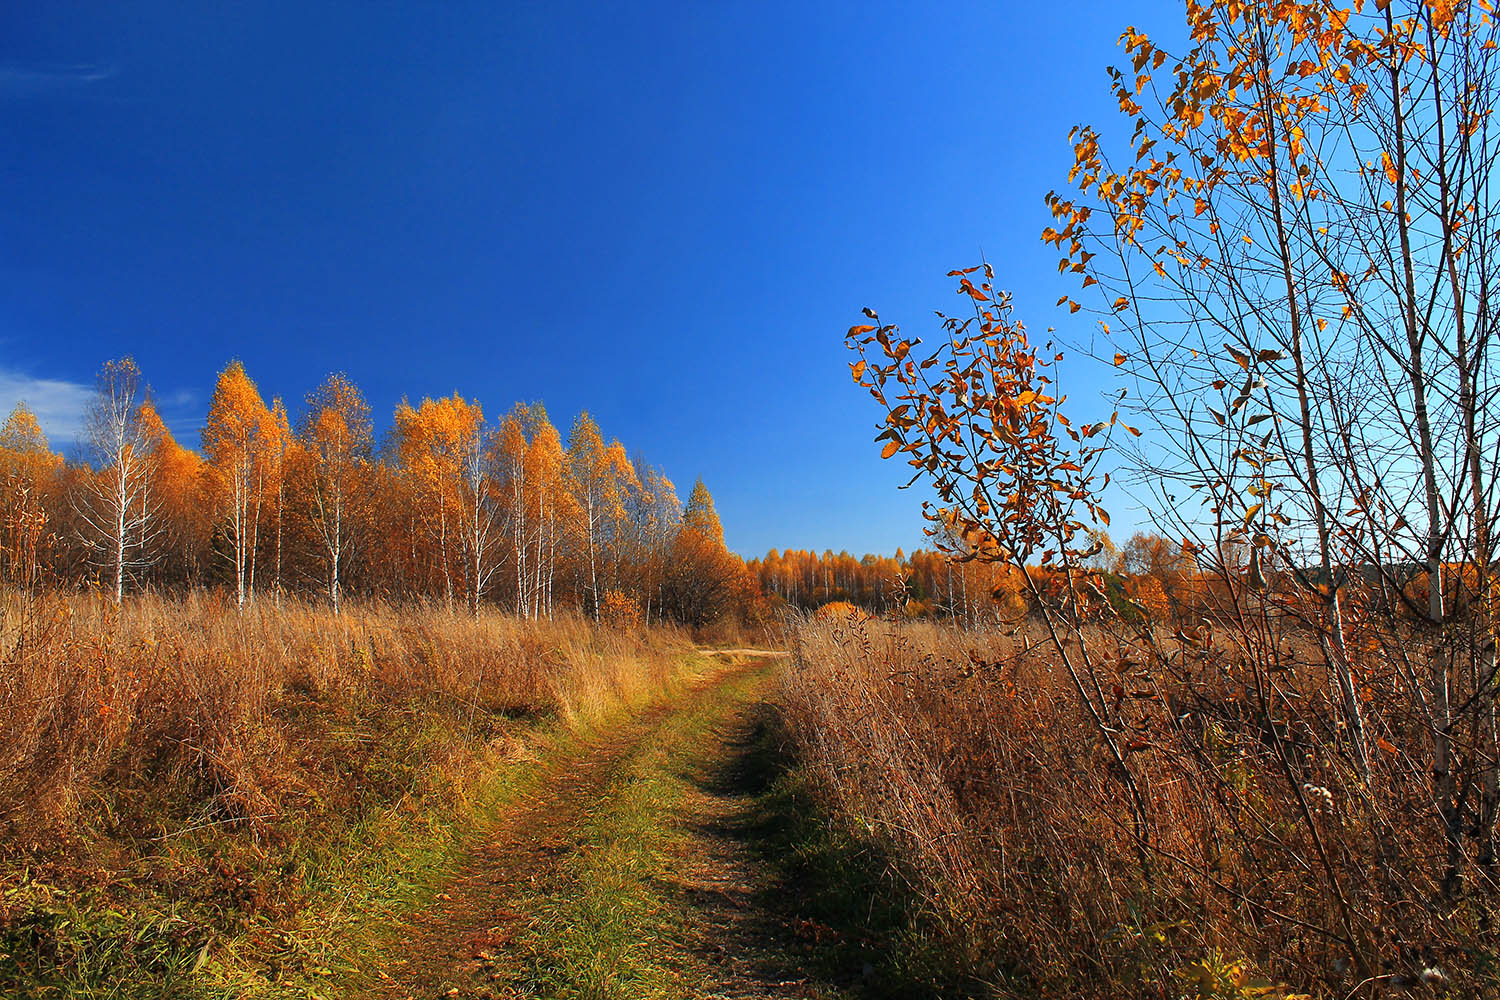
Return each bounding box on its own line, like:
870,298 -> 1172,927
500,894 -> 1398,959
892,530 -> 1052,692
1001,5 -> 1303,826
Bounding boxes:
0,1 -> 1176,557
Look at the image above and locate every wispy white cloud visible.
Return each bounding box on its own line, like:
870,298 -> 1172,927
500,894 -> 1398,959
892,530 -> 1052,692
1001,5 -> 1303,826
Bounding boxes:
0,367 -> 92,449
0,61 -> 116,98
155,389 -> 204,443
0,368 -> 204,455
157,388 -> 199,411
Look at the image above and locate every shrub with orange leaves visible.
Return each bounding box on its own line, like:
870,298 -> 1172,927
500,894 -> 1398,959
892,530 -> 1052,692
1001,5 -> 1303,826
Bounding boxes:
598,588 -> 643,631
813,600 -> 869,624
1125,574 -> 1170,622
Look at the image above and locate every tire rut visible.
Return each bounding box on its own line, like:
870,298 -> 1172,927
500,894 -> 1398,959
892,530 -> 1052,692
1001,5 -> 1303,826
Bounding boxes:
364,658 -> 762,999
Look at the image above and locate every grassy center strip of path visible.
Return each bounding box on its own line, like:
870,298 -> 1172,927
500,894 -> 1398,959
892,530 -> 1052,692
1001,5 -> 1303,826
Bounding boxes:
329,648 -> 978,1000
342,651 -> 783,1000
427,652 -> 787,1000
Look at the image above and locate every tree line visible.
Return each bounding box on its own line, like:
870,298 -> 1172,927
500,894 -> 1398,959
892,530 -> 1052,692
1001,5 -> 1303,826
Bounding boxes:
751,532 -> 1198,624
0,357 -> 751,627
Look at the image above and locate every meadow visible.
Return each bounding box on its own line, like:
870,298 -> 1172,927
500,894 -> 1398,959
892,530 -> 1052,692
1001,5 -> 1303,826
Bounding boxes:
779,607 -> 1496,998
0,592 -> 694,994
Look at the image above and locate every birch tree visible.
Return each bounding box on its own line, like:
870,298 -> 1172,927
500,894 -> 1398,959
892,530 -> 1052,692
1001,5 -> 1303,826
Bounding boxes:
496,404 -> 533,616
394,393 -> 499,613
301,373 -> 371,615
847,0 -> 1500,981
629,460 -> 681,623
264,399 -> 293,605
75,357 -> 163,604
202,360 -> 273,609
1043,0 -> 1500,898
567,412 -> 639,622
527,409 -> 572,618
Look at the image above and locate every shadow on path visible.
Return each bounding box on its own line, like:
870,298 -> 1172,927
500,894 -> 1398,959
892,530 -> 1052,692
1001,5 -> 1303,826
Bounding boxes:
671,701 -> 983,999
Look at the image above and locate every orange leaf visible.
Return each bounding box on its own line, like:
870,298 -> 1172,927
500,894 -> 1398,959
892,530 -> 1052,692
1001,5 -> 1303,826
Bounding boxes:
1381,152 -> 1398,185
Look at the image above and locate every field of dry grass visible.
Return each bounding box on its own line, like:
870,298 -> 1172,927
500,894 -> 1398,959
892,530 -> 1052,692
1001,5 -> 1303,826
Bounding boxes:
780,614 -> 1496,999
0,591 -> 694,994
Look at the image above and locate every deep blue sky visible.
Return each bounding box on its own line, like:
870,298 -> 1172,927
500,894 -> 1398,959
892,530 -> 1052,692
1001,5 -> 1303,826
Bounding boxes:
0,1 -> 1175,557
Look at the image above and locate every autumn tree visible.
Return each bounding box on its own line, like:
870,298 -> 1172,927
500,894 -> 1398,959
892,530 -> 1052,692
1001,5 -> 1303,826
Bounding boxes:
682,478 -> 723,546
151,405 -> 211,589
263,399 -> 293,604
0,403 -> 58,481
843,0 -> 1500,984
668,481 -> 757,626
663,479 -> 743,628
395,394 -> 464,606
74,357 -> 165,603
301,373 -> 372,615
666,491 -> 741,629
495,403 -> 534,616
628,460 -> 682,623
394,393 -> 498,613
1045,0 -> 1500,903
1117,531 -> 1195,619
456,402 -> 502,614
530,411 -> 574,618
493,403 -> 571,618
0,403 -> 61,588
203,360 -> 274,608
567,412 -> 639,621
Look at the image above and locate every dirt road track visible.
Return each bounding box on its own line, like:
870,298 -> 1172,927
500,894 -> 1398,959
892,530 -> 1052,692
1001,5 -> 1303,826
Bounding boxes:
357,651 -> 843,1000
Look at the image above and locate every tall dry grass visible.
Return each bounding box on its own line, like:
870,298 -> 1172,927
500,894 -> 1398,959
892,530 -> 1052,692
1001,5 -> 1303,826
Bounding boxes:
782,615 -> 1493,998
0,589 -> 689,848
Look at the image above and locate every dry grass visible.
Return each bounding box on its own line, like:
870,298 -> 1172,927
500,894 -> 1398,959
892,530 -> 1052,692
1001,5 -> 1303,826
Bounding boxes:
0,590 -> 695,992
781,615 -> 1497,999
0,590 -> 689,845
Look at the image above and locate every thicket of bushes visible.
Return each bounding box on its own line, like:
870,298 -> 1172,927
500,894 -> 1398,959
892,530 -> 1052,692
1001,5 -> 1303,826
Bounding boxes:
782,614 -> 1493,998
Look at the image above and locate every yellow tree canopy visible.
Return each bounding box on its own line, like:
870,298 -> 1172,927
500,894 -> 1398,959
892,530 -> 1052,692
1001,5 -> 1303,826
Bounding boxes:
202,360 -> 273,472
0,402 -> 61,480
683,479 -> 724,547
393,393 -> 482,502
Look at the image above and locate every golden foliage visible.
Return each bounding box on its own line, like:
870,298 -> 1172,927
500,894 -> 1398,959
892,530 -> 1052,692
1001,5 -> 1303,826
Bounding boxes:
812,599 -> 868,623
598,588 -> 643,631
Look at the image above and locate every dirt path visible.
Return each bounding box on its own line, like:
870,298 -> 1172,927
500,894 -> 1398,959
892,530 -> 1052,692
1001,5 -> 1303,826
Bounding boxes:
351,651 -> 857,1000
363,702 -> 676,997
